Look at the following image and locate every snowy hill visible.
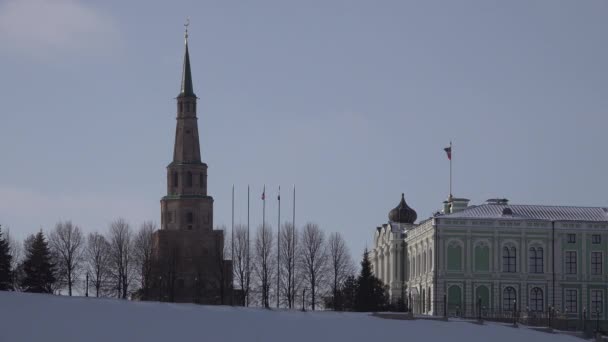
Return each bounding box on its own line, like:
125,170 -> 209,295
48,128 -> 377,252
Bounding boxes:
0,292 -> 581,342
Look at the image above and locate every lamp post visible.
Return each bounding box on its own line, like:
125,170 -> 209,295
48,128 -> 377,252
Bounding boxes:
583,307 -> 587,333
513,300 -> 517,326
158,276 -> 162,302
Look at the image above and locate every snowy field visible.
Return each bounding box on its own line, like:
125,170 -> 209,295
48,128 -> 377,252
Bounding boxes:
0,292 -> 583,342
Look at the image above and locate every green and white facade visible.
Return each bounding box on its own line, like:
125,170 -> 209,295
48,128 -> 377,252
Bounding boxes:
371,197 -> 608,318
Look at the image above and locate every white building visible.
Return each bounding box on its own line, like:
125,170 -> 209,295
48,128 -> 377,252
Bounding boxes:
371,195 -> 608,319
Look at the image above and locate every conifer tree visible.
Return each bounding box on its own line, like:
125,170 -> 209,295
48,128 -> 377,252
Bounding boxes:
355,249 -> 388,312
21,231 -> 56,293
0,225 -> 13,290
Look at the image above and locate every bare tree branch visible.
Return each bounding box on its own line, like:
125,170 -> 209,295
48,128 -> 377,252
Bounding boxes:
49,221 -> 84,296
299,222 -> 328,311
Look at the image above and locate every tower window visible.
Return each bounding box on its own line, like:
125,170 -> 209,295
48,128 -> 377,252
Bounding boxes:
200,173 -> 205,188
186,172 -> 193,187
172,172 -> 178,187
167,212 -> 173,223
179,103 -> 183,112
186,212 -> 193,223
193,102 -> 196,112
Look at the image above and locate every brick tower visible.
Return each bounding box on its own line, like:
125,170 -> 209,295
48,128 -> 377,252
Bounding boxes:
150,26 -> 232,304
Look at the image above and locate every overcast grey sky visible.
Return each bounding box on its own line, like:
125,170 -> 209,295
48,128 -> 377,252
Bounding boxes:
1,0 -> 607,257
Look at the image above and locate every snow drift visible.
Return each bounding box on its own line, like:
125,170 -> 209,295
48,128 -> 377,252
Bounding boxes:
0,292 -> 581,342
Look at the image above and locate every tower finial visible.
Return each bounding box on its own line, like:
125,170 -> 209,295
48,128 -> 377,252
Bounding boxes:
184,17 -> 190,41
178,18 -> 195,98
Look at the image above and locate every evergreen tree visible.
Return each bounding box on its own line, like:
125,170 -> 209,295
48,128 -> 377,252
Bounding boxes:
0,225 -> 13,290
21,232 -> 56,293
355,249 -> 388,312
339,275 -> 358,311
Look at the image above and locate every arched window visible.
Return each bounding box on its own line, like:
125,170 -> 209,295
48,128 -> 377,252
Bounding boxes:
422,252 -> 427,275
475,244 -> 490,272
186,172 -> 193,187
503,287 -> 516,311
172,172 -> 178,187
529,247 -> 543,273
476,285 -> 490,311
186,212 -> 194,224
447,242 -> 463,271
530,287 -> 543,312
428,249 -> 433,272
448,285 -> 462,314
502,246 -> 516,273
200,173 -> 204,188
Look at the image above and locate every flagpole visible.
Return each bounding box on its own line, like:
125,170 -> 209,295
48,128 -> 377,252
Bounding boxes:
231,184 -> 235,306
449,141 -> 453,198
246,185 -> 250,307
291,184 -> 295,309
277,185 -> 281,309
262,184 -> 266,307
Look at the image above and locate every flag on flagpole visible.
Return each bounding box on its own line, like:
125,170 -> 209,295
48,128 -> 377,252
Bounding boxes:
444,145 -> 452,160
262,186 -> 265,200
278,186 -> 280,201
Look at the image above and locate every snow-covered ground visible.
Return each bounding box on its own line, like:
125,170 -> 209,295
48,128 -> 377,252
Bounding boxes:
0,292 -> 583,342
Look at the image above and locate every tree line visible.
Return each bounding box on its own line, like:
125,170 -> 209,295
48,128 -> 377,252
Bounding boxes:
0,220 -> 155,299
0,221 -> 391,312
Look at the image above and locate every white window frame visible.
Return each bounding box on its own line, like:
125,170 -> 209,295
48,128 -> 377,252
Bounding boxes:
591,290 -> 603,316
565,250 -> 577,275
565,288 -> 578,314
591,251 -> 603,276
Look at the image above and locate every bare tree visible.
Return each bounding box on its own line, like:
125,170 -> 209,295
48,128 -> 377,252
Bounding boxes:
49,221 -> 84,296
107,218 -> 133,299
85,232 -> 110,297
279,222 -> 299,308
253,223 -> 274,308
133,221 -> 156,299
299,222 -> 328,310
232,224 -> 251,306
328,232 -> 355,310
4,228 -> 21,269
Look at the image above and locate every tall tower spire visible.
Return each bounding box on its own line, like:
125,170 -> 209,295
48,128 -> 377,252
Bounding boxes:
179,18 -> 195,98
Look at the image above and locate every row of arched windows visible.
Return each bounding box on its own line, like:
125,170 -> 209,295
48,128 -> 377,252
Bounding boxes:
410,249 -> 433,277
172,171 -> 206,189
448,285 -> 545,313
446,241 -> 545,273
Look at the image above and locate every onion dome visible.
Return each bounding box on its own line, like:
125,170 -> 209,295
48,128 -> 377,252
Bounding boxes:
388,193 -> 417,224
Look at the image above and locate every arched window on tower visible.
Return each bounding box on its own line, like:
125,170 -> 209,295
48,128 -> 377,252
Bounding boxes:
186,172 -> 193,187
172,172 -> 178,187
200,173 -> 204,188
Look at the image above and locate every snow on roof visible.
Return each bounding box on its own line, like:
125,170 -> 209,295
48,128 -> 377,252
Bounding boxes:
441,204 -> 608,222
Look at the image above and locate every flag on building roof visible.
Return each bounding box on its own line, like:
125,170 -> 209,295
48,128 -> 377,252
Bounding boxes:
444,145 -> 452,160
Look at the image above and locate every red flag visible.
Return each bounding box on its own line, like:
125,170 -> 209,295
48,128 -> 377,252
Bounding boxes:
444,146 -> 452,160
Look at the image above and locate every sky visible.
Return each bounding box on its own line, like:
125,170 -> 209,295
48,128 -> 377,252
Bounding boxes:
1,0 -> 607,258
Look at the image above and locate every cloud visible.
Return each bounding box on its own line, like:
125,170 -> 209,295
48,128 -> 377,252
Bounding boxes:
0,0 -> 121,58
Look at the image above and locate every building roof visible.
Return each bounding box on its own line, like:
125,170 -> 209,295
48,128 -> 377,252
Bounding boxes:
441,204 -> 608,222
